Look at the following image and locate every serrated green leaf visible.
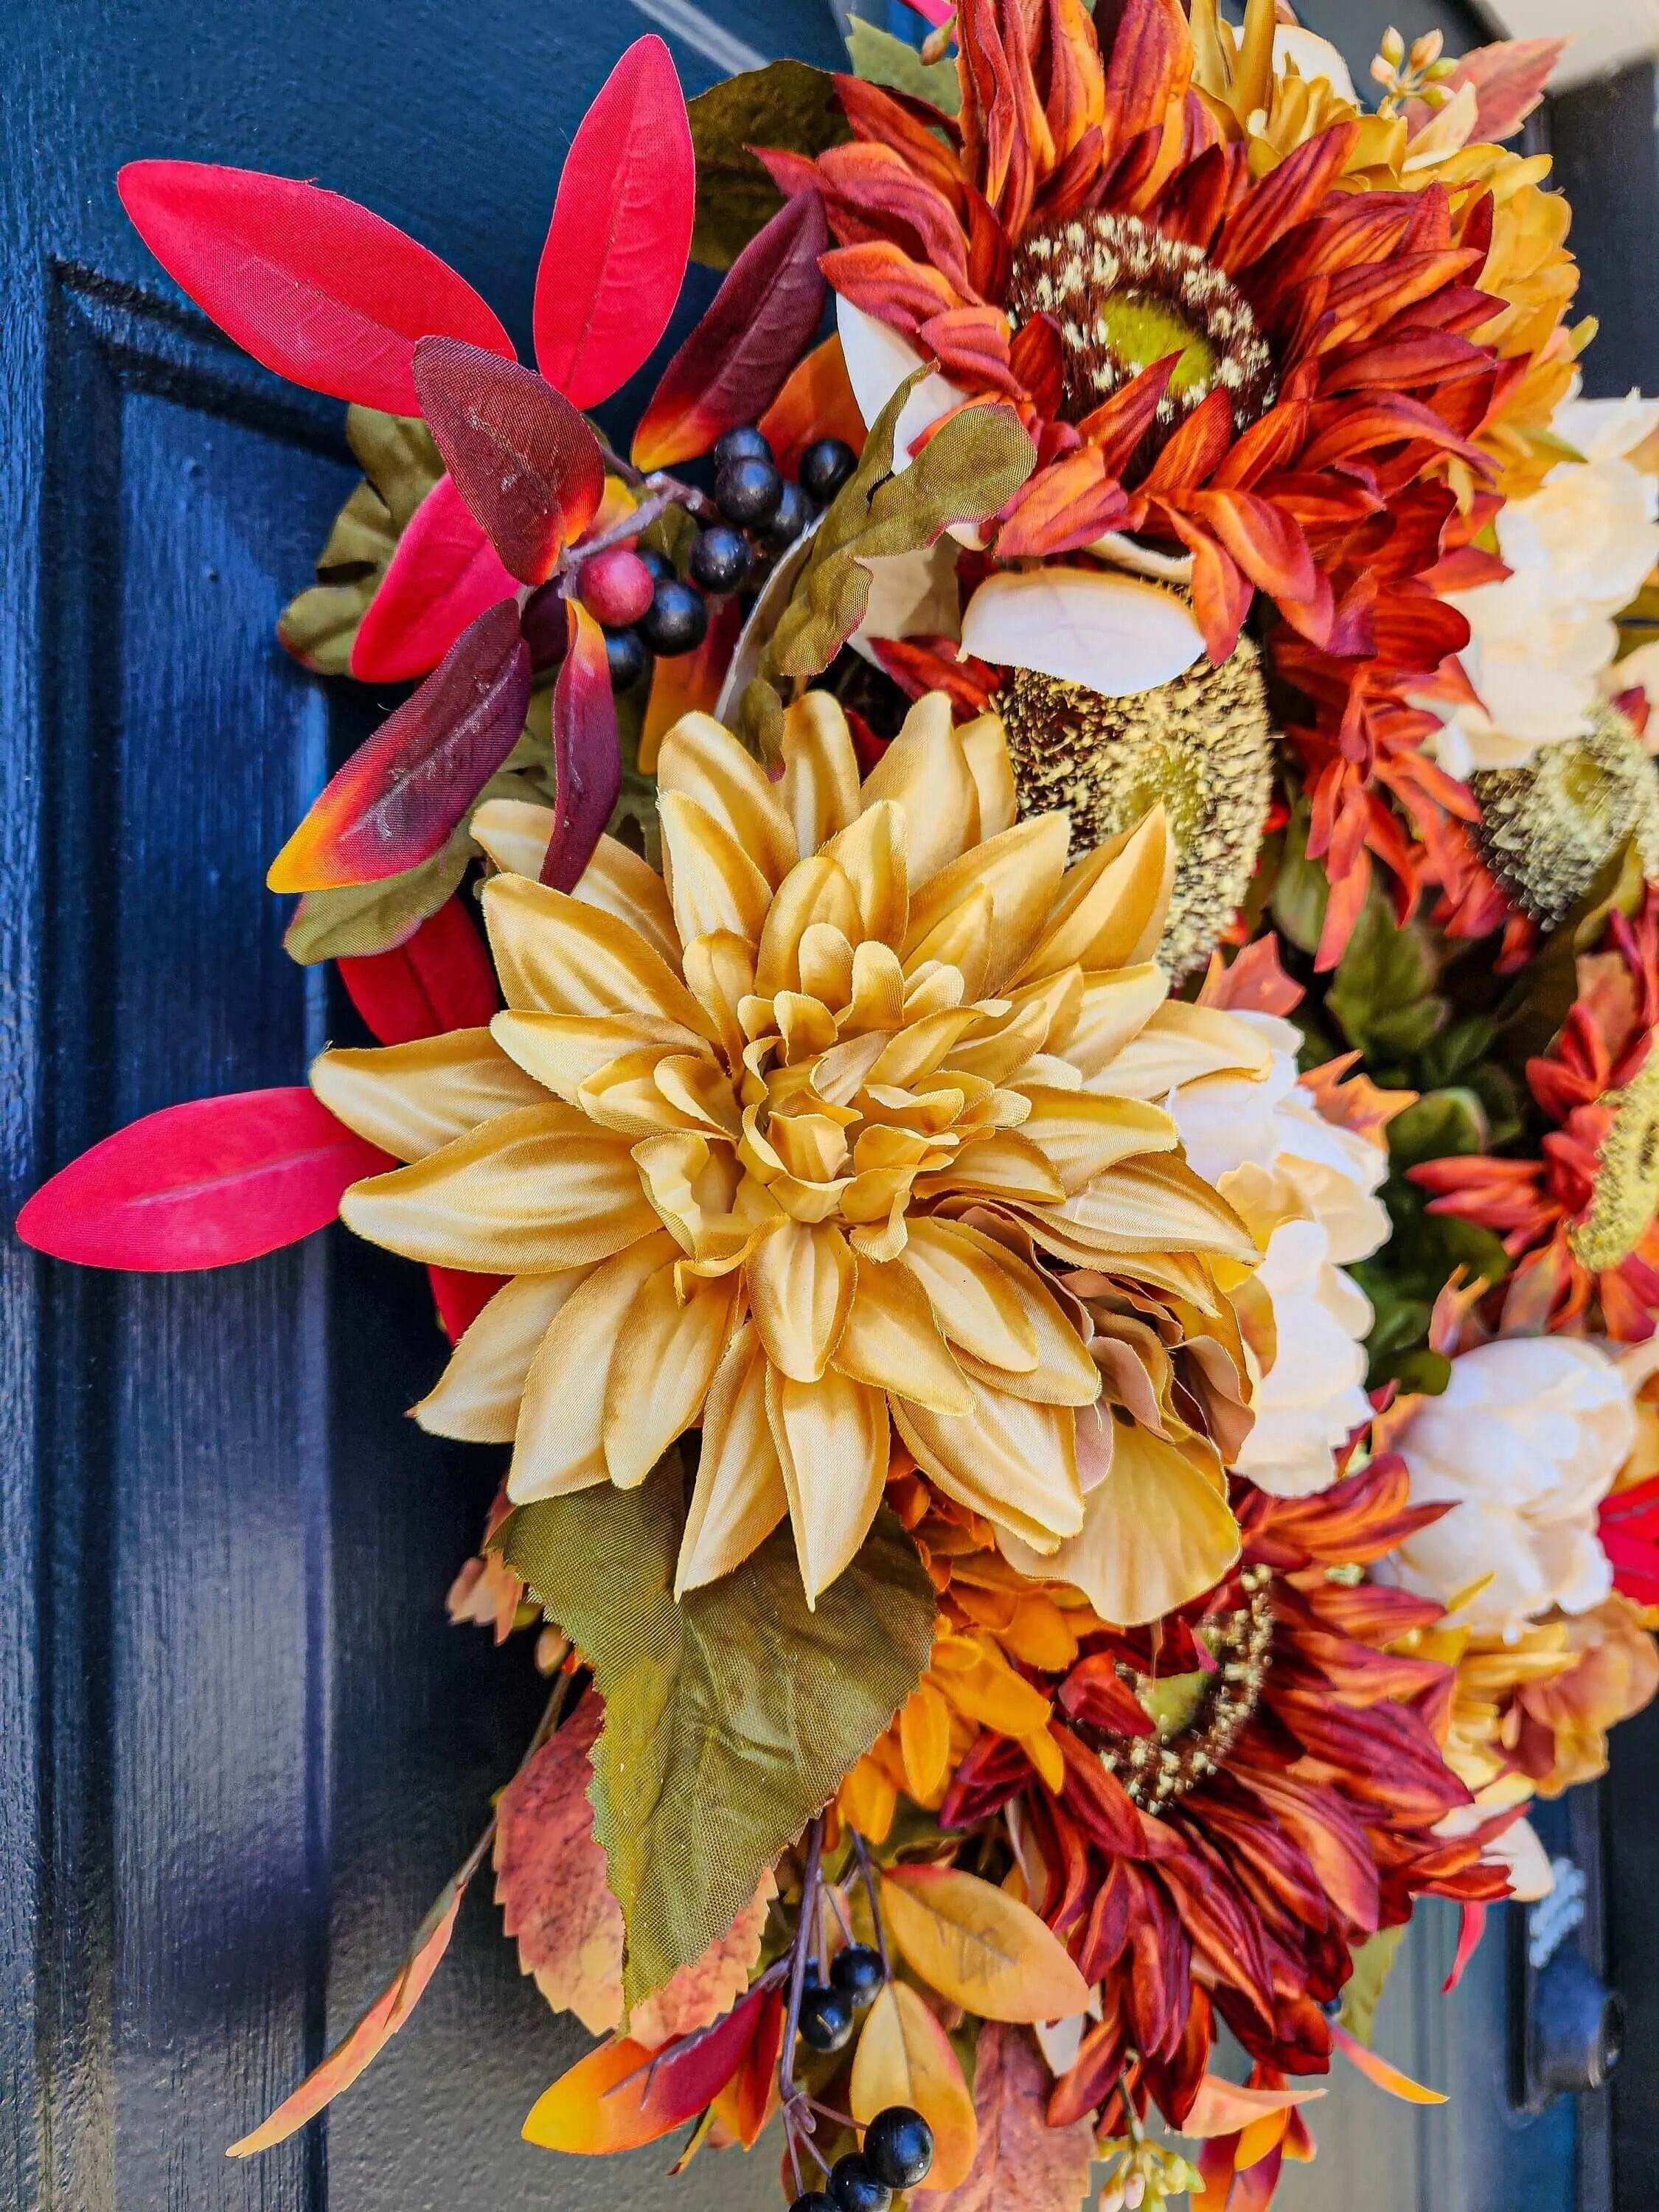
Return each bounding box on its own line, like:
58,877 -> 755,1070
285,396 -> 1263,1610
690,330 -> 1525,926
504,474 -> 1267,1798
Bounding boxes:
844,18 -> 962,114
1340,1923 -> 1408,2046
500,1462 -> 936,2007
740,675 -> 785,762
686,60 -> 851,270
345,406 -> 444,531
637,501 -> 703,577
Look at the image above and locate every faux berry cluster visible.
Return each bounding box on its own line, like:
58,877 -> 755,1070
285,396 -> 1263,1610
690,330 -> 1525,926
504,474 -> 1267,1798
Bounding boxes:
790,2100 -> 936,2212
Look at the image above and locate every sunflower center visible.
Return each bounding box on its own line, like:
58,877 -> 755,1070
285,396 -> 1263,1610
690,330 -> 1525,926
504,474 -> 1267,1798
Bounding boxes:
1571,1056 -> 1659,1271
1005,211 -> 1276,445
1077,1565 -> 1275,1812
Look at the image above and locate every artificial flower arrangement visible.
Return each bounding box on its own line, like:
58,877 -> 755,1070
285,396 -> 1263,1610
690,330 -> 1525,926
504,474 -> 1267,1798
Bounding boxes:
18,4 -> 1659,2205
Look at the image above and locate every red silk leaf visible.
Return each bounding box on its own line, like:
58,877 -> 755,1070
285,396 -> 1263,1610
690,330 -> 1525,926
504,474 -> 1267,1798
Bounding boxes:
534,35 -> 694,407
1444,1899 -> 1489,1994
412,339 -> 605,585
524,1986 -> 768,2153
338,894 -> 498,1044
633,191 -> 830,471
16,1089 -> 390,1270
541,602 -> 623,891
351,474 -> 518,681
268,600 -> 531,892
429,1265 -> 510,1344
117,161 -> 512,414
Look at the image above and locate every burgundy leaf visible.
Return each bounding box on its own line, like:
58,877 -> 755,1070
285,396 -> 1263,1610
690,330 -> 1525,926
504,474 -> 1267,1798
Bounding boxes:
540,602 -> 622,891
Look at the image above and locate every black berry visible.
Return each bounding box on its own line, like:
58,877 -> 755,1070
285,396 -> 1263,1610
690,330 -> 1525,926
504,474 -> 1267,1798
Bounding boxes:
827,2152 -> 891,2212
689,524 -> 752,595
636,547 -> 675,582
797,1983 -> 855,2053
800,437 -> 858,501
789,2198 -> 835,2212
640,578 -> 709,657
713,425 -> 773,469
864,2106 -> 934,2191
715,456 -> 785,527
757,479 -> 812,548
602,625 -> 647,689
830,1944 -> 884,2008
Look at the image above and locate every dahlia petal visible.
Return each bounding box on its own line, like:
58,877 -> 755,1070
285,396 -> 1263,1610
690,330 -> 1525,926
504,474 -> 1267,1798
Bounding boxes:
956,712 -> 1018,837
905,884 -> 995,1000
509,1233 -> 674,1500
959,567 -> 1204,698
310,1030 -> 546,1162
950,1259 -> 1102,1408
845,940 -> 911,1034
905,815 -> 1071,994
633,1130 -> 746,1260
859,692 -> 982,886
780,691 -> 863,855
681,933 -> 757,1069
574,1050 -> 732,1140
340,1104 -> 658,1273
835,296 -> 969,473
659,790 -> 776,950
1014,1087 -> 1178,1193
767,1364 -> 890,1601
919,1130 -> 1068,1207
1022,1155 -> 1259,1262
676,1323 -> 790,1595
414,1268 -> 594,1442
481,875 -> 705,1034
658,711 -> 799,887
755,856 -> 866,995
1082,1001 -> 1273,1099
894,1382 -> 1083,1548
1059,966 -> 1171,1077
602,1262 -> 736,1487
798,925 -> 856,1011
826,800 -> 911,947
748,1217 -> 856,1382
900,1217 -> 1040,1371
833,1254 -> 975,1414
490,1011 -> 709,1103
1003,1419 -> 1238,1624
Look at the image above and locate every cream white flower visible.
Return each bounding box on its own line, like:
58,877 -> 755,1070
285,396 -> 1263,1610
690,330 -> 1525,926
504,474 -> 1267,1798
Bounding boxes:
1377,1338 -> 1637,1636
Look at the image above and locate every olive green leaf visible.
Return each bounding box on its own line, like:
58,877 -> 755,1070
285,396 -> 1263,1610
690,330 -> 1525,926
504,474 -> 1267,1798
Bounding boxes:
282,828 -> 474,963
766,378 -> 1035,683
278,407 -> 443,672
844,18 -> 963,114
1326,894 -> 1445,1070
686,59 -> 851,269
1267,800 -> 1327,956
500,1460 -> 936,2008
1340,1924 -> 1408,2046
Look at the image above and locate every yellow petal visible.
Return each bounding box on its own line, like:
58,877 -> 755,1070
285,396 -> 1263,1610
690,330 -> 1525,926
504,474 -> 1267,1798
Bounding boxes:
949,1247 -> 1101,1406
490,1009 -> 707,1101
414,1269 -> 594,1441
676,1323 -> 789,1594
1014,1087 -> 1178,1193
469,796 -> 555,877
844,939 -> 909,1033
657,710 -> 798,886
654,1054 -> 742,1137
949,973 -> 1080,1086
1060,965 -> 1170,1078
481,874 -> 706,1033
574,835 -> 683,969
681,931 -> 756,1070
1028,1155 -> 1261,1260
781,690 -> 861,855
340,1104 -> 658,1272
633,1130 -> 745,1256
915,1130 -> 1065,1206
508,1233 -> 675,1500
602,1263 -> 737,1487
894,1380 -> 1083,1547
1021,810 -> 1174,980
755,855 -> 864,995
798,922 -> 855,1009
1003,1419 -> 1240,1625
904,883 -> 992,1001
833,1255 -> 974,1414
310,1030 -> 545,1161
825,799 -> 909,947
766,1363 -> 888,1601
659,790 -> 775,949
938,1644 -> 1052,1741
957,711 -> 1017,838
748,1217 -> 855,1382
1084,1001 -> 1276,1098
899,1683 -> 955,1803
858,692 -> 979,888
900,1216 -> 1040,1371
904,814 -> 1071,994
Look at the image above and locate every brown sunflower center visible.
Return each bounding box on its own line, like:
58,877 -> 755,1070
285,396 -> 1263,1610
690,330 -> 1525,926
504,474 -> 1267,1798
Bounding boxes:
1005,211 -> 1276,444
1076,1565 -> 1274,1812
1571,1056 -> 1659,1271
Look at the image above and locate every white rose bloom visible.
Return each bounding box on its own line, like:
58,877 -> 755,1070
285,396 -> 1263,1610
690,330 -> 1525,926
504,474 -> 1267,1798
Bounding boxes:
1376,1338 -> 1636,1638
1167,1012 -> 1389,1497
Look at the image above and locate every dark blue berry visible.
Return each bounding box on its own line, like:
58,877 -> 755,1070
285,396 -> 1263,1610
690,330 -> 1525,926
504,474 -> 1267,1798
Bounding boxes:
798,1983 -> 855,2053
757,479 -> 812,548
602,625 -> 647,689
827,2152 -> 891,2212
789,2197 -> 835,2212
715,456 -> 785,527
713,425 -> 773,469
689,524 -> 752,595
830,1944 -> 884,2008
799,437 -> 858,501
864,2106 -> 934,2190
640,577 -> 709,657
635,546 -> 675,582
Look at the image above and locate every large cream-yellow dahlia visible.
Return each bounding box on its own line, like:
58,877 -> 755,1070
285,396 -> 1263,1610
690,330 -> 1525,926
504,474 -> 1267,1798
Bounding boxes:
312,694 -> 1262,1603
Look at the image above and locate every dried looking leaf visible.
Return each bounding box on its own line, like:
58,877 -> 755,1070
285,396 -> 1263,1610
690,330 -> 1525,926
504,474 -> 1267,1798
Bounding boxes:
880,1865 -> 1090,2023
850,1980 -> 978,2191
911,2021 -> 1093,2212
627,1872 -> 776,2049
687,58 -> 850,268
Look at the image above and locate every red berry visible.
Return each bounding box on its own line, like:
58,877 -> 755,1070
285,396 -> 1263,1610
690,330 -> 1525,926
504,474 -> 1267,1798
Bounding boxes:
578,547 -> 654,627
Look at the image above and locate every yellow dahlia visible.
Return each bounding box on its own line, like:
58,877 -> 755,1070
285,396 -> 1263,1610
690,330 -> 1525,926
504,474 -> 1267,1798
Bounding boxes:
311,692 -> 1262,1603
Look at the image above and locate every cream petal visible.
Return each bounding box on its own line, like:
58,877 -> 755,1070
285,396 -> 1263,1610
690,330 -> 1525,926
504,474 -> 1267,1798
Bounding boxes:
470,796 -> 557,878
959,566 -> 1205,696
781,690 -> 862,855
957,712 -> 1017,836
658,710 -> 799,887
1059,967 -> 1171,1079
833,1255 -> 975,1415
748,1217 -> 855,1382
798,923 -> 855,1010
767,1363 -> 889,1602
1022,812 -> 1175,981
904,883 -> 992,1001
490,1010 -> 707,1101
915,1130 -> 1066,1207
858,692 -> 980,887
755,855 -> 864,996
837,295 -> 967,474
481,874 -> 706,1032
894,1383 -> 1084,1547
340,1104 -> 658,1272
681,931 -> 756,1070
904,815 -> 1071,994
414,1268 -> 594,1441
844,940 -> 909,1033
311,1030 -> 545,1162
900,1216 -> 1040,1371
825,799 -> 909,947
507,1232 -> 675,1501
659,790 -> 775,950
1026,1156 -> 1260,1260
602,1263 -> 737,1488
676,1323 -> 789,1594
1084,1002 -> 1276,1099
1014,1087 -> 1178,1194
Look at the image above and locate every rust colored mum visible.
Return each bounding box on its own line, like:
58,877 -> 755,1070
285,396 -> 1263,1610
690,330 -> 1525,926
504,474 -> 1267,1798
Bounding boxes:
1413,892 -> 1659,1340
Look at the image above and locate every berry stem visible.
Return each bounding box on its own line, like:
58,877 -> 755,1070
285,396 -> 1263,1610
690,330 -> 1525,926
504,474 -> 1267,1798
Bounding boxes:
594,436 -> 720,521
779,1815 -> 826,2108
849,1827 -> 890,1983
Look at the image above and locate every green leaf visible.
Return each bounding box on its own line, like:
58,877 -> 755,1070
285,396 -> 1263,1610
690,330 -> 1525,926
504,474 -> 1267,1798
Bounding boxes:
844,18 -> 962,114
1385,1088 -> 1487,1173
686,60 -> 851,269
1268,802 -> 1327,956
282,828 -> 473,963
637,501 -> 703,577
1340,1923 -> 1408,2046
500,1461 -> 936,2008
1326,894 -> 1444,1065
766,379 -> 1034,682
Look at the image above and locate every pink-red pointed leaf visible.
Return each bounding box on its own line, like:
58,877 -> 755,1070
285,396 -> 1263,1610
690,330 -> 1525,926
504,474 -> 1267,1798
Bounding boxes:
1445,40 -> 1567,142
269,600 -> 531,891
338,893 -> 498,1043
351,474 -> 518,681
540,602 -> 622,891
17,1090 -> 391,1271
116,161 -> 513,413
535,35 -> 694,407
412,339 -> 605,585
633,191 -> 830,471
